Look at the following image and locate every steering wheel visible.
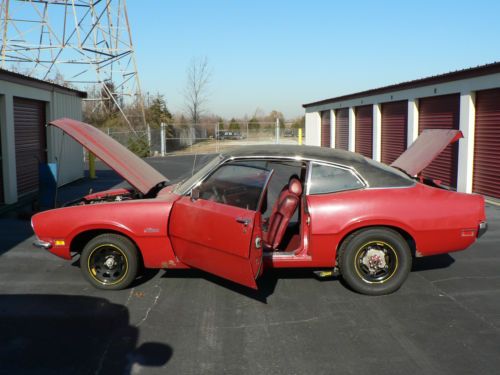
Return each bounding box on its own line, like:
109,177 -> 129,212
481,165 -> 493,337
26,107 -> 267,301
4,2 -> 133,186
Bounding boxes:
211,186 -> 227,204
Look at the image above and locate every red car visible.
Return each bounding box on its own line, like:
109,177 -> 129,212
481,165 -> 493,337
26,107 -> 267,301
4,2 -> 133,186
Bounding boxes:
32,119 -> 487,295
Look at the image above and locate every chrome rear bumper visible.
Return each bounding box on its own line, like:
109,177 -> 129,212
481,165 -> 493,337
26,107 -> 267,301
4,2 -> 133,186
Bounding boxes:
477,221 -> 488,238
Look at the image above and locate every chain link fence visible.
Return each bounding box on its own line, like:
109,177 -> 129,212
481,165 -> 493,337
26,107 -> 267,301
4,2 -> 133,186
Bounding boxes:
106,122 -> 305,156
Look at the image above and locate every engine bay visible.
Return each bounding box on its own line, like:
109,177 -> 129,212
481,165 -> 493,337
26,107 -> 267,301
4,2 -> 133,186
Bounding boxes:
63,188 -> 138,206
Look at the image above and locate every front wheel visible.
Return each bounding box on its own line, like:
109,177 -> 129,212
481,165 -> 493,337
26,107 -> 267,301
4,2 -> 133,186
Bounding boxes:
338,228 -> 412,295
80,234 -> 139,290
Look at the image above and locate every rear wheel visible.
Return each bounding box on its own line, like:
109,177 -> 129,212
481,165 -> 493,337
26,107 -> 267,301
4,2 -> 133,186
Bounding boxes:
80,234 -> 138,290
338,228 -> 412,295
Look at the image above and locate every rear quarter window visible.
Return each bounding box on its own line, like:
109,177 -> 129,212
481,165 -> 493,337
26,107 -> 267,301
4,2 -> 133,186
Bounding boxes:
309,163 -> 364,194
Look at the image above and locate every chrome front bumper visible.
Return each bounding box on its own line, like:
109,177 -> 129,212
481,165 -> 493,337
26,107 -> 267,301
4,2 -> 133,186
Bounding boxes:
33,239 -> 52,250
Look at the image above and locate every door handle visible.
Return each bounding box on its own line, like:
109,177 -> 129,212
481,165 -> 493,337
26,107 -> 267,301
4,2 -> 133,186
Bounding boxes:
255,237 -> 262,249
236,217 -> 251,226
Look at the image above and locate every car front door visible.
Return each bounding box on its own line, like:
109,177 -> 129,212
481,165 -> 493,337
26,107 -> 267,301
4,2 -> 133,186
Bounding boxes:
169,163 -> 273,289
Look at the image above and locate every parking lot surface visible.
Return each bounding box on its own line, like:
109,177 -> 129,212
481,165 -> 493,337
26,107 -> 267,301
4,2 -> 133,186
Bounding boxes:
0,155 -> 499,375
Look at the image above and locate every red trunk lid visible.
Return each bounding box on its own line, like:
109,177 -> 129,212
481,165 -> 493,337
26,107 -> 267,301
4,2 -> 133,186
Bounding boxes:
391,129 -> 463,176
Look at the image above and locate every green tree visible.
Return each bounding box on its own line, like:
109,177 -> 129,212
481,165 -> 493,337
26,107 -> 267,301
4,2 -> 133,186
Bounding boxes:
146,93 -> 172,128
101,114 -> 123,129
248,117 -> 260,131
291,116 -> 305,129
218,117 -> 225,130
83,82 -> 122,128
229,118 -> 240,130
127,133 -> 150,157
269,110 -> 286,129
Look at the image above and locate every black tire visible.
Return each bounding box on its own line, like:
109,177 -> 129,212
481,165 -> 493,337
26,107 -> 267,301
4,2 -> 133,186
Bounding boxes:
80,233 -> 139,290
338,228 -> 412,295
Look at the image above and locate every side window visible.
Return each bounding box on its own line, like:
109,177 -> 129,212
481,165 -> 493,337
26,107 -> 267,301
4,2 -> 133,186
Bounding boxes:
309,163 -> 364,194
197,164 -> 271,210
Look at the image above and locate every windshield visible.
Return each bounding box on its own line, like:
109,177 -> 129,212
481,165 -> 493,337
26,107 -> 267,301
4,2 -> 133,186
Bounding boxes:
173,153 -> 225,194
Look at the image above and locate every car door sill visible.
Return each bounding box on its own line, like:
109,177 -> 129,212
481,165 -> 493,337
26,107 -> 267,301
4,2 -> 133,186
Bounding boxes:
264,252 -> 307,258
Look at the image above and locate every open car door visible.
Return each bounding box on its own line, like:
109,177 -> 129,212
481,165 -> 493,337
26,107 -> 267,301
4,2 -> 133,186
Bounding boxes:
169,164 -> 273,289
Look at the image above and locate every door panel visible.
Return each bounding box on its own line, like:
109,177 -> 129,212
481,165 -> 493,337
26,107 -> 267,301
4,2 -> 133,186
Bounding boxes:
14,98 -> 46,196
473,89 -> 500,198
335,108 -> 349,150
355,105 -> 373,158
381,101 -> 407,165
418,94 -> 460,188
169,164 -> 273,289
321,110 -> 331,148
170,197 -> 262,289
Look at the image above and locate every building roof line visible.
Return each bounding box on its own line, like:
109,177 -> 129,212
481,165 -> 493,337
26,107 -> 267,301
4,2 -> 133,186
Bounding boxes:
0,68 -> 87,98
303,61 -> 500,108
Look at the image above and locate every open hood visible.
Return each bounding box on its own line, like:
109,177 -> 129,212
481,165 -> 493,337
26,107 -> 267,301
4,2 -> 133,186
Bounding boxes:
390,129 -> 463,176
49,118 -> 168,195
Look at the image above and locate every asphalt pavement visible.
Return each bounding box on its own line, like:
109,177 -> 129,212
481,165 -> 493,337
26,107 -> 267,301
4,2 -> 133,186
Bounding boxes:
0,155 -> 499,375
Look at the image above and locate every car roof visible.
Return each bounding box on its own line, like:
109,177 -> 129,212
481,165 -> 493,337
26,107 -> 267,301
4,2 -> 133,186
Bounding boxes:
222,144 -> 414,188
224,144 -> 363,164
224,144 -> 363,162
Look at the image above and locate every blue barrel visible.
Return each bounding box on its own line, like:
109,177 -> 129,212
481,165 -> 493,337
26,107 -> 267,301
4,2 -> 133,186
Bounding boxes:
39,163 -> 58,210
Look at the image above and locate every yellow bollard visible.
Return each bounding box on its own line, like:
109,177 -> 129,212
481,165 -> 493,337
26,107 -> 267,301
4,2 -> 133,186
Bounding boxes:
298,128 -> 303,145
88,151 -> 96,179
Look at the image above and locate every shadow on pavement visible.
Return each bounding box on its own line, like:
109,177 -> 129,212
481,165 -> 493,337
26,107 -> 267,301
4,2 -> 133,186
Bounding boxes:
0,169 -> 124,257
163,256 -> 457,301
0,218 -> 33,256
411,253 -> 455,272
0,294 -> 172,374
162,268 -> 331,303
162,268 -> 278,303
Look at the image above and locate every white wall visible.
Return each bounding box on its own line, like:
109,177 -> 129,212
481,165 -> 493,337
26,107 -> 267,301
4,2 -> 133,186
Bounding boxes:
348,107 -> 355,152
407,99 -> 419,147
372,104 -> 381,161
48,92 -> 84,186
303,72 -> 500,194
305,111 -> 321,146
0,79 -> 84,204
329,109 -> 336,147
457,92 -> 476,193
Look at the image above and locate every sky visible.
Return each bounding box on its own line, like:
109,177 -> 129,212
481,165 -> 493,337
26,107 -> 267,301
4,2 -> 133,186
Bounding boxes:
127,0 -> 500,119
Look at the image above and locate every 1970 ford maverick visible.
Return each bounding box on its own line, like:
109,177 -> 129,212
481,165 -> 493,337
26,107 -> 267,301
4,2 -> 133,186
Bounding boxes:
32,119 -> 487,295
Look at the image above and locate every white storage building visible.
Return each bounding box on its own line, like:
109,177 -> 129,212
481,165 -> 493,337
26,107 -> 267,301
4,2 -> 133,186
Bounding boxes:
0,68 -> 86,206
303,62 -> 500,199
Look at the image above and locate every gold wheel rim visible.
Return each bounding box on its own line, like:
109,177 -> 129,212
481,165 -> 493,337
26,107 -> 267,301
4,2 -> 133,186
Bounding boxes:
87,243 -> 129,286
353,240 -> 399,284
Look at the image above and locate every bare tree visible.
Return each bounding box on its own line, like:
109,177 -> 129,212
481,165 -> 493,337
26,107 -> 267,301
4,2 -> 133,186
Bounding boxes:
183,57 -> 211,125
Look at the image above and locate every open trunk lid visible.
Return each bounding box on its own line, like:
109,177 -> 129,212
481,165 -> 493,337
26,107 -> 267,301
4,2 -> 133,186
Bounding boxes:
390,129 -> 463,176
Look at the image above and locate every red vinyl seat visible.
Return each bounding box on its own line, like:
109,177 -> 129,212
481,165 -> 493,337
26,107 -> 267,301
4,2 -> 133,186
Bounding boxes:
264,177 -> 302,250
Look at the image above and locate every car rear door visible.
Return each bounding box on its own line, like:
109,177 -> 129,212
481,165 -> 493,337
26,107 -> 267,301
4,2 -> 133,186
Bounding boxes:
169,164 -> 273,289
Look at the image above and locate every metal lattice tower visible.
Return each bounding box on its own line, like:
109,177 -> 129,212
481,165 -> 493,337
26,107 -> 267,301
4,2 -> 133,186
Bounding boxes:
0,0 -> 145,130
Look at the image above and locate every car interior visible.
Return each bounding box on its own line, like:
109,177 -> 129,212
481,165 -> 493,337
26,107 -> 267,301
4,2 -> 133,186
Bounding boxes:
262,160 -> 306,253
197,159 -> 307,254
262,174 -> 303,252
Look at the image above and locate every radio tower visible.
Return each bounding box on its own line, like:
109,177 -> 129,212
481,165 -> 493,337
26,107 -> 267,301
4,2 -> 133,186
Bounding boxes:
0,0 -> 145,131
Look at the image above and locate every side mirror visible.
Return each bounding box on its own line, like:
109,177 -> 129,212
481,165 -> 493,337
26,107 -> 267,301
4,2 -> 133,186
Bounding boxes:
191,187 -> 200,201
